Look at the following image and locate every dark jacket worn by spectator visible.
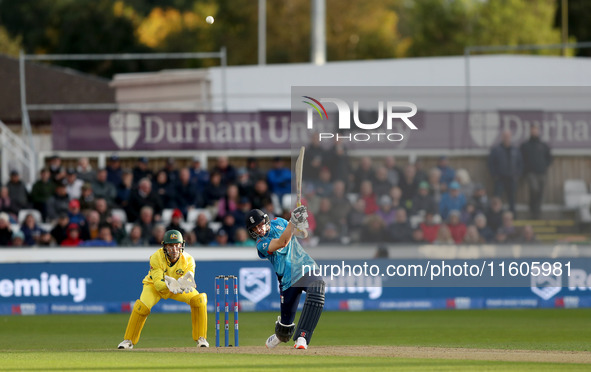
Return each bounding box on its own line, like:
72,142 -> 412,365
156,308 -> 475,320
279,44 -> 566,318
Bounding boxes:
6,172 -> 29,211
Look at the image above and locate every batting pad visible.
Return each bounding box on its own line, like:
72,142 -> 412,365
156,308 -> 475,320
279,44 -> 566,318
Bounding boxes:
294,280 -> 325,345
124,300 -> 151,345
190,293 -> 208,340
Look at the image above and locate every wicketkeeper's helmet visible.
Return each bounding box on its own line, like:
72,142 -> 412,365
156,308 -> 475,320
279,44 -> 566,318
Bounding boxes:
246,209 -> 270,239
162,229 -> 185,253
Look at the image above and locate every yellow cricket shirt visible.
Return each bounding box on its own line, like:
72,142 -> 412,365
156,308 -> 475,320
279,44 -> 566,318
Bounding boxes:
142,248 -> 196,298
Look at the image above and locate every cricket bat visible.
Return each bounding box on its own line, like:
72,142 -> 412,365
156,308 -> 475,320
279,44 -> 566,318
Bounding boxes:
294,146 -> 308,238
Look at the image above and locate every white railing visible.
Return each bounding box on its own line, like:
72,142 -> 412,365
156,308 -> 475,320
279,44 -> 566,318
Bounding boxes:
0,119 -> 36,184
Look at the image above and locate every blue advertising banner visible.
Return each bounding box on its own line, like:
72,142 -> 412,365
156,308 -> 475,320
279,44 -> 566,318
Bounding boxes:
2,259 -> 591,315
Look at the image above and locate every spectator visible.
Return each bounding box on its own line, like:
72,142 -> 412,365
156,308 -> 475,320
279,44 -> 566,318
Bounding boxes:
148,224 -> 166,245
61,223 -> 82,247
460,202 -> 477,226
329,180 -> 351,231
520,124 -> 553,219
383,156 -> 402,187
132,157 -> 152,186
203,172 -> 226,207
232,197 -> 252,229
219,214 -> 237,244
246,157 -> 266,182
413,158 -> 429,184
11,230 -> 25,247
250,179 -> 272,211
189,156 -> 210,190
427,167 -> 443,204
6,170 -> 29,212
0,186 -> 18,219
389,208 -> 414,243
128,178 -> 163,223
303,134 -> 326,182
236,167 -> 254,200
79,225 -> 117,247
376,195 -> 396,226
471,184 -> 489,214
38,230 -> 53,246
496,211 -> 520,243
520,225 -> 538,244
411,181 -> 437,217
347,199 -> 366,242
166,209 -> 186,238
213,156 -> 237,187
314,167 -> 332,198
30,168 -> 54,221
20,213 -> 45,246
218,184 -> 240,221
50,213 -> 70,245
92,168 -> 117,206
361,215 -> 387,243
81,210 -> 101,241
153,170 -> 175,209
79,183 -> 95,211
485,196 -> 504,234
76,157 -> 96,183
319,222 -> 341,244
324,142 -> 350,183
434,224 -> 454,244
353,157 -> 374,193
267,157 -> 292,200
315,198 -> 337,236
419,211 -> 440,243
192,213 -> 215,245
122,225 -> 147,246
474,213 -> 495,243
359,180 -> 378,215
47,155 -> 66,186
137,206 -> 155,242
65,168 -> 84,200
446,210 -> 467,244
0,212 -> 12,246
389,186 -> 406,212
47,183 -> 70,222
212,229 -> 229,246
234,228 -> 255,247
116,170 -> 134,211
463,225 -> 484,244
110,214 -> 127,245
439,181 -> 466,220
106,155 -> 123,186
94,197 -> 112,225
372,166 -> 392,199
162,157 -> 179,185
488,129 -> 523,214
412,228 -> 426,244
67,199 -> 86,226
175,168 -> 201,214
455,168 -> 475,199
437,156 -> 456,186
398,164 -> 420,204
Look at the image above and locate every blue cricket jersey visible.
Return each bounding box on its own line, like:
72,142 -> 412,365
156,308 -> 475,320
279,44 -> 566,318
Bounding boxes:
256,217 -> 317,291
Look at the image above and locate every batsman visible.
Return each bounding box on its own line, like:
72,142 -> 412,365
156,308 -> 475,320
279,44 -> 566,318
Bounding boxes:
117,229 -> 209,349
246,206 -> 325,350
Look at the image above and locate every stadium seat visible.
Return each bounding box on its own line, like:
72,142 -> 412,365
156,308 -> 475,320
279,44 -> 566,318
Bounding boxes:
271,193 -> 283,215
161,208 -> 175,226
410,215 -> 424,229
578,194 -> 591,223
346,193 -> 358,204
18,209 -> 43,225
209,221 -> 222,233
564,179 -> 589,209
282,194 -> 294,210
111,208 -> 127,224
125,223 -> 134,235
187,208 -> 212,224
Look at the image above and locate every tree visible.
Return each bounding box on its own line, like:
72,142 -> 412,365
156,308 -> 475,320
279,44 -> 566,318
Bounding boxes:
0,26 -> 22,57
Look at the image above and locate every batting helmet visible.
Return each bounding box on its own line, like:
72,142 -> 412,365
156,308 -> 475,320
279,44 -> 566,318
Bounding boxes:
246,209 -> 270,239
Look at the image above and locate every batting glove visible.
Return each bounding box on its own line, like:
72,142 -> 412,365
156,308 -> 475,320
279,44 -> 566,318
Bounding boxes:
290,206 -> 308,225
177,271 -> 196,293
165,275 -> 183,294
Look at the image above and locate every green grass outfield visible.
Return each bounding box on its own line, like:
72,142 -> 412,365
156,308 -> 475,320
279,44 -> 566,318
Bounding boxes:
1,309 -> 590,371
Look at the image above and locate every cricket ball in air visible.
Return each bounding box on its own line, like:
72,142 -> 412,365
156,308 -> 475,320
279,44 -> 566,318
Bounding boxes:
206,16 -> 214,24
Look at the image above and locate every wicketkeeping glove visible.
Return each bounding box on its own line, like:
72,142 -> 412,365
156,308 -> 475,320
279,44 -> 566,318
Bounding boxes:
165,275 -> 183,294
177,271 -> 196,293
290,206 -> 308,226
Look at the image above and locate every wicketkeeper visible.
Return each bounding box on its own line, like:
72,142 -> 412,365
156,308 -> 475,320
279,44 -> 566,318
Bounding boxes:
246,207 -> 325,350
118,230 -> 208,349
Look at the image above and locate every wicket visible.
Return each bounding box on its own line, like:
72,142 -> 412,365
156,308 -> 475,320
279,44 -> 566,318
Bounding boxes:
214,275 -> 239,347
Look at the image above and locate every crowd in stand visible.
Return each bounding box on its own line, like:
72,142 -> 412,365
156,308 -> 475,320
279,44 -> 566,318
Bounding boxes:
0,127 -> 552,247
